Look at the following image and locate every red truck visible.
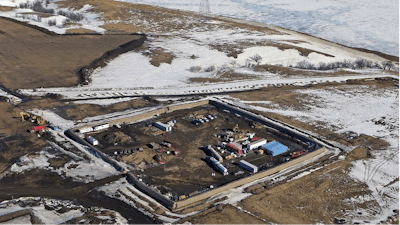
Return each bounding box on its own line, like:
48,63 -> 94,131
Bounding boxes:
30,125 -> 45,133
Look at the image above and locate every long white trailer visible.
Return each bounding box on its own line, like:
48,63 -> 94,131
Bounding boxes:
239,160 -> 258,173
209,157 -> 228,176
206,145 -> 223,162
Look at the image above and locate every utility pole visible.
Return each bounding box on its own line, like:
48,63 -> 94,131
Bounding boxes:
199,0 -> 210,22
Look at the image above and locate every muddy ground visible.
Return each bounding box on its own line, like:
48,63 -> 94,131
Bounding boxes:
0,17 -> 141,91
89,104 -> 313,197
0,99 -> 154,223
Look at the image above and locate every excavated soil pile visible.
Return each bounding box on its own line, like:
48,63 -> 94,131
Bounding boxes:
104,132 -> 132,145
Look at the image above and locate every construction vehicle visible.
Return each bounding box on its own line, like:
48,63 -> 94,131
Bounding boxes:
225,154 -> 234,160
233,124 -> 240,133
161,141 -> 172,148
11,97 -> 20,105
30,125 -> 45,134
20,112 -> 46,125
290,149 -> 308,158
35,115 -> 46,125
20,112 -> 31,121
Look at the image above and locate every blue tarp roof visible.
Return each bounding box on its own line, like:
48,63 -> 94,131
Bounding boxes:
263,141 -> 288,156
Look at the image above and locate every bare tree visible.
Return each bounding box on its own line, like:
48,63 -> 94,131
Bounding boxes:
382,61 -> 394,70
250,54 -> 262,64
189,66 -> 202,72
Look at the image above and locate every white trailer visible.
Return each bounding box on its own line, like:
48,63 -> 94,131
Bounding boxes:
87,136 -> 99,146
79,127 -> 93,134
209,157 -> 228,176
239,160 -> 258,173
206,145 -> 223,162
155,122 -> 172,132
247,138 -> 267,150
93,123 -> 109,132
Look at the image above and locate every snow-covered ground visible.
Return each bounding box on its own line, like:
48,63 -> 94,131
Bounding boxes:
18,74 -> 398,100
115,0 -> 399,57
0,0 -> 105,34
88,35 -> 358,90
0,197 -> 128,224
223,84 -> 399,223
8,139 -> 119,183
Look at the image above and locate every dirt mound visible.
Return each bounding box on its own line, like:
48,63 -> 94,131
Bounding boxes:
104,132 -> 131,145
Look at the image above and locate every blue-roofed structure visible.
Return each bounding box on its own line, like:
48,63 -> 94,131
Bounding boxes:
262,141 -> 288,156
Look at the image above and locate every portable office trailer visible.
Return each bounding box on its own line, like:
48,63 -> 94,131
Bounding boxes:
79,127 -> 93,134
209,157 -> 228,176
93,123 -> 109,132
239,160 -> 258,173
247,138 -> 267,150
155,122 -> 172,132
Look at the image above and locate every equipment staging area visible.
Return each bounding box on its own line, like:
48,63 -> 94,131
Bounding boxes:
68,98 -> 327,208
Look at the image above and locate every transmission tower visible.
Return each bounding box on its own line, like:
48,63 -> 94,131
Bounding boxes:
199,0 -> 210,22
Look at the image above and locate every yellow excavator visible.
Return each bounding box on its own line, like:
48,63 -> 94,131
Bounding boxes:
20,112 -> 31,121
233,124 -> 240,133
20,112 -> 46,125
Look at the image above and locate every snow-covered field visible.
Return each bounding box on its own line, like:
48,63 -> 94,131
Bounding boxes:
223,84 -> 399,223
0,0 -> 105,33
116,0 -> 399,57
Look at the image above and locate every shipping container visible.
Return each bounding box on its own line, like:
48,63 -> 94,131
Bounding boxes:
86,136 -> 99,146
239,160 -> 258,173
247,138 -> 267,150
93,123 -> 109,132
79,127 -> 93,134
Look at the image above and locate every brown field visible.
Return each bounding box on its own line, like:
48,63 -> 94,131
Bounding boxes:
19,97 -> 158,121
0,17 -> 140,90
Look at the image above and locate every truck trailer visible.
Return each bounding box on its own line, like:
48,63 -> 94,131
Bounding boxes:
208,157 -> 228,176
239,160 -> 258,173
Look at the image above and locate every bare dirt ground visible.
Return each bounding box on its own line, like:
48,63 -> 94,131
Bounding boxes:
19,97 -> 158,121
90,105 -> 310,197
0,101 -> 49,175
0,17 -> 140,90
0,98 -> 153,223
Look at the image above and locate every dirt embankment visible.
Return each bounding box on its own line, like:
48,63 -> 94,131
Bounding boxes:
78,34 -> 146,85
0,17 -> 143,91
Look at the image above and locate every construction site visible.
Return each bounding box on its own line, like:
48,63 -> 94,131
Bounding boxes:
62,98 -> 329,211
